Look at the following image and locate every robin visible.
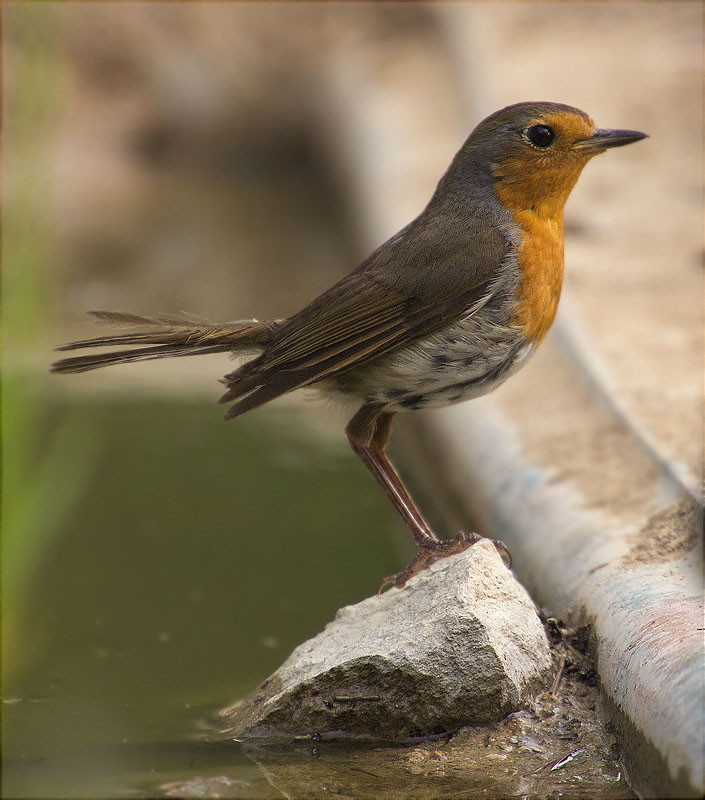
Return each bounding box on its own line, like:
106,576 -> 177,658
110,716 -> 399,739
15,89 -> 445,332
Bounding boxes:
52,101 -> 646,589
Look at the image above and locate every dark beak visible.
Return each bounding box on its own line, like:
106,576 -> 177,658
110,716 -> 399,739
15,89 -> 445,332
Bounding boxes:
575,128 -> 648,153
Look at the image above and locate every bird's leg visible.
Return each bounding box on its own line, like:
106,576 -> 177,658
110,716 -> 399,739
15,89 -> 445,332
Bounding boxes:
346,405 -> 438,548
346,404 -> 510,590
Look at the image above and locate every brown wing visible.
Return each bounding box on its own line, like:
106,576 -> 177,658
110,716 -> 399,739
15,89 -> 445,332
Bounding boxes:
221,213 -> 509,418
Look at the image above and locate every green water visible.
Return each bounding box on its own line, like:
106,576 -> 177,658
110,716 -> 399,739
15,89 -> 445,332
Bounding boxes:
3,394 -> 404,797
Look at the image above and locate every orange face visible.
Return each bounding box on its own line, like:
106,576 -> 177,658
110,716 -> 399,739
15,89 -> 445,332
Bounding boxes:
492,110 -> 598,343
483,105 -> 646,342
493,110 -> 598,219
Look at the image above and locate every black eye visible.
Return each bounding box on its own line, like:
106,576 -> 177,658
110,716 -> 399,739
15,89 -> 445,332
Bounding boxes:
526,124 -> 555,148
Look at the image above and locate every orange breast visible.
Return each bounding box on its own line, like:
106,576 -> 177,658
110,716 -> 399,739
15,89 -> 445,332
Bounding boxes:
507,209 -> 565,343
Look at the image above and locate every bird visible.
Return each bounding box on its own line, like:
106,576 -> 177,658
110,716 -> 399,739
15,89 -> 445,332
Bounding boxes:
51,101 -> 647,589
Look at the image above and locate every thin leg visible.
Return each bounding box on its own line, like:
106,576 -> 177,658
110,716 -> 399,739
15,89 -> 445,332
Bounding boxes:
347,405 -> 438,548
346,404 -> 510,590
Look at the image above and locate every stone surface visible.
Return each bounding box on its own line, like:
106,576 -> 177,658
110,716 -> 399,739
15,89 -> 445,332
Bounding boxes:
220,541 -> 552,741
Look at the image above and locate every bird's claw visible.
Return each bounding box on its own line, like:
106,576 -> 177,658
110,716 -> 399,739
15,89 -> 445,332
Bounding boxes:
377,532 -> 512,592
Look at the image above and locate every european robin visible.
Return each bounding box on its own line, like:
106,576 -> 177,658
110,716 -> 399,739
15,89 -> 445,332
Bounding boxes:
52,101 -> 647,589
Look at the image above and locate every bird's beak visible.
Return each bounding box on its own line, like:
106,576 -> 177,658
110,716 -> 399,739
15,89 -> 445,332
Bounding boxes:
574,128 -> 648,153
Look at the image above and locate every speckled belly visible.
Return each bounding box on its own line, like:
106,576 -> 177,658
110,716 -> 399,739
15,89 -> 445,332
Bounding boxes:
329,317 -> 536,412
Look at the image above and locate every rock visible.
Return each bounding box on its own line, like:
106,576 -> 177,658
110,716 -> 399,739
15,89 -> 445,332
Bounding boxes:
219,540 -> 551,741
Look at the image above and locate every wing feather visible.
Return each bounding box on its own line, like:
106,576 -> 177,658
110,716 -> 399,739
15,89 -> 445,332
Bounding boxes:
221,212 -> 511,417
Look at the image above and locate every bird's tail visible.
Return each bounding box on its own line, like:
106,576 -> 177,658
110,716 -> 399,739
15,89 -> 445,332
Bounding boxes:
50,311 -> 272,374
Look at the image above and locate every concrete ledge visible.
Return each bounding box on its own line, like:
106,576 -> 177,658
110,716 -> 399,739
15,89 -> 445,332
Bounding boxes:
421,336 -> 703,796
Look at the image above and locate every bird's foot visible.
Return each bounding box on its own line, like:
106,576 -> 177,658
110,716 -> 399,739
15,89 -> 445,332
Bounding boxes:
378,532 -> 511,593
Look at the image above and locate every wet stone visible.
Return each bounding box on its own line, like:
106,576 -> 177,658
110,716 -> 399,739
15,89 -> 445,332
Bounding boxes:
219,541 -> 552,742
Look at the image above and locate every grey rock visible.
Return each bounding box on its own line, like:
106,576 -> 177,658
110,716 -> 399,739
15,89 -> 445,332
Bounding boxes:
219,541 -> 551,741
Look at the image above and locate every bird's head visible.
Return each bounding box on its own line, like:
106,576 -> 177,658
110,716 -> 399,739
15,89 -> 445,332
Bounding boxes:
452,101 -> 647,218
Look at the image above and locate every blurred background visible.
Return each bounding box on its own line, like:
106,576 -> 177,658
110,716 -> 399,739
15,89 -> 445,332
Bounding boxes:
3,3 -> 701,797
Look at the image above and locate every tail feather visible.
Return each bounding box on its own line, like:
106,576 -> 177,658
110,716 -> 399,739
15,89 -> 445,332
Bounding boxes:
51,311 -> 271,374
222,380 -> 297,420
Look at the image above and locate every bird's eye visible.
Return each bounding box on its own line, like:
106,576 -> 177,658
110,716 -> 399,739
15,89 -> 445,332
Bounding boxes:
526,125 -> 555,149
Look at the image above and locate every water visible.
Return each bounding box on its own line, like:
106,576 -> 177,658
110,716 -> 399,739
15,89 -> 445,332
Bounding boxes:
3,394 -> 403,797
